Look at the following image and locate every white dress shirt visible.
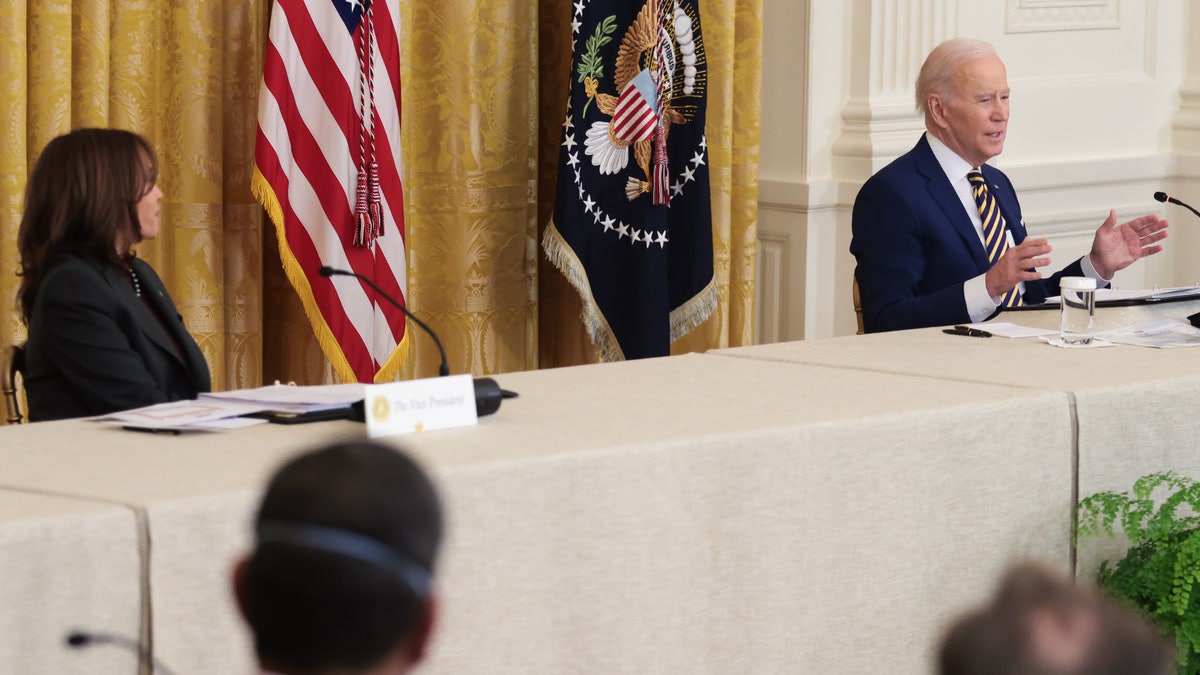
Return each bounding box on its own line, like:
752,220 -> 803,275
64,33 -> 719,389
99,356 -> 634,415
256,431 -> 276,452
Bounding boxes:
925,134 -> 1107,322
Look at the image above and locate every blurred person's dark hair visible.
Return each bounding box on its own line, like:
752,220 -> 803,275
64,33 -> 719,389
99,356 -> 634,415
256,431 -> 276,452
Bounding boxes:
939,563 -> 1174,675
233,439 -> 443,674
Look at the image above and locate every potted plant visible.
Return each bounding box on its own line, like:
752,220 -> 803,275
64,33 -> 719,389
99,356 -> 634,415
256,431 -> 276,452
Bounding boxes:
1076,471 -> 1200,674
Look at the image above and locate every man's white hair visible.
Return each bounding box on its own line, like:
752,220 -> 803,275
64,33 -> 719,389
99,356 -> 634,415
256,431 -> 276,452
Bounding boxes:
915,38 -> 998,115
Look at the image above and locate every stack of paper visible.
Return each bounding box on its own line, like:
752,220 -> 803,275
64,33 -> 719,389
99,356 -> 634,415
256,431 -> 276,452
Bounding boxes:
200,383 -> 365,414
94,383 -> 368,433
1097,318 -> 1200,348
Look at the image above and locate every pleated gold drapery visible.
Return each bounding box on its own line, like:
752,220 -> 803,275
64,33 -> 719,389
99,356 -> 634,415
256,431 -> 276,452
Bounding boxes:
0,1 -> 268,402
2,0 -> 761,409
394,0 -> 543,379
400,0 -> 763,375
671,0 -> 762,356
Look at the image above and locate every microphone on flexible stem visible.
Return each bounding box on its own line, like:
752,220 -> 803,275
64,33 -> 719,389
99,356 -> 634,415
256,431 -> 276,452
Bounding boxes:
1153,191 -> 1200,219
317,265 -> 509,416
66,631 -> 179,675
319,265 -> 450,377
1152,193 -> 1200,329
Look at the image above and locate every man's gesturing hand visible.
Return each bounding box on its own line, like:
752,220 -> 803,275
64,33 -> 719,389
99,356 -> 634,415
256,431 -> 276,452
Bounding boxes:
1088,210 -> 1169,279
985,237 -> 1052,298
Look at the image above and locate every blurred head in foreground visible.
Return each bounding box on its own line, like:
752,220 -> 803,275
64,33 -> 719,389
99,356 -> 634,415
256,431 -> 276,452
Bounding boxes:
938,563 -> 1173,675
233,440 -> 444,674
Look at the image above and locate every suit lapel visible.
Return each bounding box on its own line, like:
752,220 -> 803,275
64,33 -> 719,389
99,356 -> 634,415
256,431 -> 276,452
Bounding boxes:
913,136 -> 990,271
133,259 -> 210,390
104,260 -> 186,368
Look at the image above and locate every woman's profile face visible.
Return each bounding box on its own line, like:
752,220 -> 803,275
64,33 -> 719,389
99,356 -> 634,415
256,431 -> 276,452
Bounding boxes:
136,182 -> 163,240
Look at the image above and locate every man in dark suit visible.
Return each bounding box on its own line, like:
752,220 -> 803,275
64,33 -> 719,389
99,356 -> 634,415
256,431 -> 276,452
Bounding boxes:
851,38 -> 1169,333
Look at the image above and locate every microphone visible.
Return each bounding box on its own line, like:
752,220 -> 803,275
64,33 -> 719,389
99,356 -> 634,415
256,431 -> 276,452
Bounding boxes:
318,265 -> 510,416
1152,193 -> 1200,329
66,631 -> 179,675
1153,191 -> 1200,219
320,265 -> 450,377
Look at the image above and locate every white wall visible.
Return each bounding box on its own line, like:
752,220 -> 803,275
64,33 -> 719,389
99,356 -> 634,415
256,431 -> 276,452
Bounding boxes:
757,0 -> 1199,342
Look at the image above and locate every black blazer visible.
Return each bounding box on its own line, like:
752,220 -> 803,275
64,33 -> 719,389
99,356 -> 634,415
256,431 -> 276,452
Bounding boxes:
24,256 -> 212,421
851,134 -> 1087,333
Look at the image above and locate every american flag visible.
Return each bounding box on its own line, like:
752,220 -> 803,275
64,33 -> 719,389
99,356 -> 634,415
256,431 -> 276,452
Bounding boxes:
611,69 -> 660,144
252,0 -> 408,383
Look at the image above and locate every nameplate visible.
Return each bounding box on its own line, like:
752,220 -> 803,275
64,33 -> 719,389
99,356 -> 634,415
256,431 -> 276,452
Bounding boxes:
363,375 -> 478,438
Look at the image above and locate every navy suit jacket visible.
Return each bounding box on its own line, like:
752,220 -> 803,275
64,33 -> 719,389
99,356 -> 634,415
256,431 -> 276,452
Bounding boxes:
25,255 -> 212,421
850,134 -> 1087,333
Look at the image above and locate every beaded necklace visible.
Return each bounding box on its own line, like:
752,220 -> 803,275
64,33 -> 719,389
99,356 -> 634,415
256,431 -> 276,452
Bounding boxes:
122,259 -> 142,298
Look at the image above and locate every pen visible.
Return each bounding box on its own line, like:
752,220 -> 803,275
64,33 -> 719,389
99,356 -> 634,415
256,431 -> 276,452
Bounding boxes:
121,425 -> 183,435
943,325 -> 993,338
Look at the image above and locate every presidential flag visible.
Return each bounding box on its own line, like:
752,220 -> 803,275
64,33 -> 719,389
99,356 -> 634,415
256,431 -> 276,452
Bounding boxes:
252,0 -> 409,383
542,0 -> 716,360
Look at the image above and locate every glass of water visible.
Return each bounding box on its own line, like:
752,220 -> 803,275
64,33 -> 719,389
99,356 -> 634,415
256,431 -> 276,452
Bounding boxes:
1059,277 -> 1096,344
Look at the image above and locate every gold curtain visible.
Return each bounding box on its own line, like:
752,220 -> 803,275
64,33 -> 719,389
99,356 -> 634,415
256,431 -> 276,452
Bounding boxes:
396,0 -> 543,379
0,0 -> 268,412
671,0 -> 762,355
2,0 -> 761,405
398,0 -> 763,375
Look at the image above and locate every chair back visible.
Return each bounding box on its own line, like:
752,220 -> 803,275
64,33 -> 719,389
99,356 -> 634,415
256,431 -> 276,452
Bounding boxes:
3,343 -> 26,424
853,277 -> 865,335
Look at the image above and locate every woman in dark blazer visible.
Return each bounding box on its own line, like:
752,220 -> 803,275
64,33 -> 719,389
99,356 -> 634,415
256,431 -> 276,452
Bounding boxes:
16,128 -> 211,421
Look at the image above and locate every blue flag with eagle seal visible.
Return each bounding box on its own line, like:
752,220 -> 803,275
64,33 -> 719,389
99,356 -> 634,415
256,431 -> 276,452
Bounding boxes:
543,0 -> 716,361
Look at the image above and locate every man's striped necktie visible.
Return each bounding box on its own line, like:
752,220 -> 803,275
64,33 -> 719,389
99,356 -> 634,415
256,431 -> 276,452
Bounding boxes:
968,169 -> 1022,307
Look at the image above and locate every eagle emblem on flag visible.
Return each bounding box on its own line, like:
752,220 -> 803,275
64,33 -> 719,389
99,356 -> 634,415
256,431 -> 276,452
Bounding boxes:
543,0 -> 715,361
579,1 -> 705,205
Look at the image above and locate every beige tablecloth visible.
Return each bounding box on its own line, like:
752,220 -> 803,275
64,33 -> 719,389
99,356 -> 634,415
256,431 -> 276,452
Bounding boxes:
0,353 -> 1074,674
0,490 -> 142,674
716,325 -> 1200,577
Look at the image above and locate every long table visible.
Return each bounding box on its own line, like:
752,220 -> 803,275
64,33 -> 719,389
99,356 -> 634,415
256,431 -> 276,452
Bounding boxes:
0,353 -> 1074,674
716,300 -> 1200,577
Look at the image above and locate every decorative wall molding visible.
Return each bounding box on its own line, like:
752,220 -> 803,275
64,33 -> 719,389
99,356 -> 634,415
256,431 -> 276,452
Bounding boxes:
833,0 -> 954,181
831,99 -> 925,172
1173,0 -> 1200,157
755,236 -> 788,345
1174,155 -> 1200,174
1175,83 -> 1200,130
1003,153 -> 1172,190
758,179 -> 849,213
868,1 -> 957,95
1005,0 -> 1119,34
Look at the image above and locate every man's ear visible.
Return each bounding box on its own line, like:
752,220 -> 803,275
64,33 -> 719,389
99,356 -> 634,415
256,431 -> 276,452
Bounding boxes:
928,94 -> 950,130
231,556 -> 251,623
406,593 -> 439,665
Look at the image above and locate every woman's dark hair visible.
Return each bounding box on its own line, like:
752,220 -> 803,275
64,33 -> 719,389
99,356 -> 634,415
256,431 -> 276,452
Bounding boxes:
16,128 -> 158,321
242,440 -> 444,672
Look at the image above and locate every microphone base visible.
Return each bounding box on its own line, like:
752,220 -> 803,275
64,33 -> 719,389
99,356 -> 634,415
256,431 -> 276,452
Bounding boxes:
473,377 -> 503,417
